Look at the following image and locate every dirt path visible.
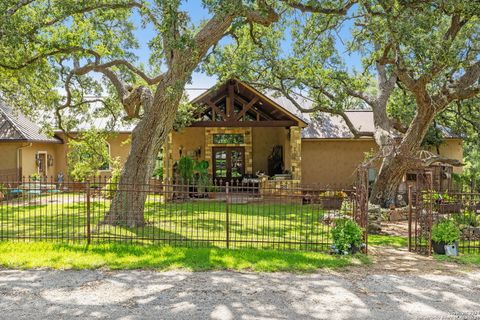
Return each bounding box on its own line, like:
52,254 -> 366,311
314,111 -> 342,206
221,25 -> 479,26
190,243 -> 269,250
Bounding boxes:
1,247 -> 480,320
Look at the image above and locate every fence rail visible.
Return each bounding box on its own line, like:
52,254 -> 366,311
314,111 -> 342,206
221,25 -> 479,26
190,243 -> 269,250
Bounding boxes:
0,177 -> 364,252
411,188 -> 480,255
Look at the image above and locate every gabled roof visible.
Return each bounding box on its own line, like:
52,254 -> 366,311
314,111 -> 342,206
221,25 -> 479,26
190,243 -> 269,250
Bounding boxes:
0,102 -> 62,143
191,79 -> 308,128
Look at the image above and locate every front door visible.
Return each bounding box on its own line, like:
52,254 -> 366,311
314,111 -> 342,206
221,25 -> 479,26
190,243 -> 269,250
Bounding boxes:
212,147 -> 245,183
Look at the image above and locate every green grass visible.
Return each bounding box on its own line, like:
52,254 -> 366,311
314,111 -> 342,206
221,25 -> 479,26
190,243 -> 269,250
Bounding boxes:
0,242 -> 370,272
0,194 -> 335,250
368,234 -> 408,248
434,254 -> 480,266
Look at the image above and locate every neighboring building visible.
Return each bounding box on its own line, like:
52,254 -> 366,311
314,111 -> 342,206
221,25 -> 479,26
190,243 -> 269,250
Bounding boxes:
0,79 -> 464,186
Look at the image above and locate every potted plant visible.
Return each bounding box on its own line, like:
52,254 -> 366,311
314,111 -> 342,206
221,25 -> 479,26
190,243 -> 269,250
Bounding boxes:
331,218 -> 364,255
207,185 -> 219,199
194,160 -> 210,197
431,219 -> 460,256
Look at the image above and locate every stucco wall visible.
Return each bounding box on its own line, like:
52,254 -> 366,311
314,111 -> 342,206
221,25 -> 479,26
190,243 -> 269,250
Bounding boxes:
301,139 -> 378,186
20,142 -> 60,178
170,127 -> 206,163
0,142 -> 22,172
430,139 -> 464,174
252,127 -> 288,174
301,138 -> 464,186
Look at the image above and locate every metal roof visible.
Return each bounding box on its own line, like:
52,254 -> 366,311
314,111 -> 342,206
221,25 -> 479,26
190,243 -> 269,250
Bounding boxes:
265,91 -> 459,139
0,102 -> 62,143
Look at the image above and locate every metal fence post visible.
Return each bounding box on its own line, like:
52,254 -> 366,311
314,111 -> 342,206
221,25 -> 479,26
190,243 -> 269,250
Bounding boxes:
226,182 -> 230,249
86,179 -> 91,245
408,184 -> 413,252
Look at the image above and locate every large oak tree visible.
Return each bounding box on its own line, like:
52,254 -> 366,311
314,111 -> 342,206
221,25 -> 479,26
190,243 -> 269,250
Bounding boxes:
0,0 -> 280,226
206,0 -> 480,206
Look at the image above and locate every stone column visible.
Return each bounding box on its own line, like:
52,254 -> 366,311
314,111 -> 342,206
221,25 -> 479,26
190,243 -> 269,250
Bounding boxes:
289,126 -> 302,181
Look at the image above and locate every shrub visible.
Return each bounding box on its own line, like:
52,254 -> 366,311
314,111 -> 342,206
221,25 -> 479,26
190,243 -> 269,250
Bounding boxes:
432,219 -> 460,245
177,156 -> 195,182
452,211 -> 479,228
101,160 -> 121,199
331,219 -> 363,254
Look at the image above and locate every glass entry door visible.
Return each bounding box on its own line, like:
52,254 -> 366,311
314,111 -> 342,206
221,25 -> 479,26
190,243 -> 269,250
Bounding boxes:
212,147 -> 245,183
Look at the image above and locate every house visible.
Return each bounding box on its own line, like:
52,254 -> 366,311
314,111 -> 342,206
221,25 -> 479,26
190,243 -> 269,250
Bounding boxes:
0,79 -> 464,187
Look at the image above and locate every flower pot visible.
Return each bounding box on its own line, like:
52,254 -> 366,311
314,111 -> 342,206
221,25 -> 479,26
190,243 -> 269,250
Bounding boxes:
445,242 -> 459,256
208,192 -> 216,199
432,241 -> 446,254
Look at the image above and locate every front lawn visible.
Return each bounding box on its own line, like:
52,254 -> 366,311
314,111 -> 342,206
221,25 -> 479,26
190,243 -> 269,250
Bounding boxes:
0,242 -> 370,272
0,195 -> 338,250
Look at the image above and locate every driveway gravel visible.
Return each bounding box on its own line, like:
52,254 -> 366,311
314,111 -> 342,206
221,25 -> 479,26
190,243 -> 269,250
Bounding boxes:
1,266 -> 480,319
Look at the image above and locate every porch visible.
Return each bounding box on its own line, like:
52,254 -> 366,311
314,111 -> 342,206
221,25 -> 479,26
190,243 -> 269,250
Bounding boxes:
162,79 -> 306,186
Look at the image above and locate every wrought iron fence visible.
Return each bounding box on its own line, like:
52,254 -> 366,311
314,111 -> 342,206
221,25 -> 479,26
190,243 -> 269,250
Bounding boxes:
0,177 -> 366,252
410,173 -> 480,255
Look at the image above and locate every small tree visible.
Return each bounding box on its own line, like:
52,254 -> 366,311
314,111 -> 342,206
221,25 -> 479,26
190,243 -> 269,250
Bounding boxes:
67,131 -> 111,182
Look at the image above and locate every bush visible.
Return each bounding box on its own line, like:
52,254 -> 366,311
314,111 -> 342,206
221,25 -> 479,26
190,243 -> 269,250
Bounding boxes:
331,219 -> 363,254
101,160 -> 121,199
452,211 -> 479,228
432,219 -> 460,245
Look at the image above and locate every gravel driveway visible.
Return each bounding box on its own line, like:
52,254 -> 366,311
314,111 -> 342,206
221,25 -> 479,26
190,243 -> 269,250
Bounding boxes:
1,264 -> 480,320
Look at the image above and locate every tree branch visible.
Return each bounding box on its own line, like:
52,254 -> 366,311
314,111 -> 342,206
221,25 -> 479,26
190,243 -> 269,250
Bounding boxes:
282,0 -> 355,15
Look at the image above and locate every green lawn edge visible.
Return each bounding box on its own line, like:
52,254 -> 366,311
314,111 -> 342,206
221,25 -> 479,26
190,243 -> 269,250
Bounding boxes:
434,253 -> 480,266
0,241 -> 370,273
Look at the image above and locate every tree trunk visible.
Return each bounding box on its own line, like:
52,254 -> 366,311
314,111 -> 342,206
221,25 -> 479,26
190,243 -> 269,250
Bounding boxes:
105,78 -> 184,227
370,104 -> 436,206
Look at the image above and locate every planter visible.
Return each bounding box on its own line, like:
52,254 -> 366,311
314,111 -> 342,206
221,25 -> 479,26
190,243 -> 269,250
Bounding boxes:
438,203 -> 462,214
445,242 -> 459,256
432,241 -> 446,254
208,192 -> 217,199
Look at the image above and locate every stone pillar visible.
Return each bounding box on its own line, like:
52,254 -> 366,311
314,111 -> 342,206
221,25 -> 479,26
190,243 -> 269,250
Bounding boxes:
289,126 -> 302,181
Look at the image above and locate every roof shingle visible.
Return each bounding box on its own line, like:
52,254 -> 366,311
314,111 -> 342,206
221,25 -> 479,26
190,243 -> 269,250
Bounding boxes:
0,102 -> 62,143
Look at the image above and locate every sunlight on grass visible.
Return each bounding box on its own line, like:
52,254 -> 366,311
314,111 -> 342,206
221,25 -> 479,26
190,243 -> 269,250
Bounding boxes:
0,242 -> 370,272
434,254 -> 480,266
368,234 -> 408,247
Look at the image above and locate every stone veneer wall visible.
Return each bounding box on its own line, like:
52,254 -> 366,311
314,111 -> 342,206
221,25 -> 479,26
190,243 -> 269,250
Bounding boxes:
289,126 -> 302,180
205,127 -> 253,176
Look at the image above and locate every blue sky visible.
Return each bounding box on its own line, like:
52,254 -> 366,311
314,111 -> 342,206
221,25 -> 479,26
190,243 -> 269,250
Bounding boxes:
130,1 -> 362,97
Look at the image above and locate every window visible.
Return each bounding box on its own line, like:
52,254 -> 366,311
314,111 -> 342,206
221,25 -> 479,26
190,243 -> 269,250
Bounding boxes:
213,134 -> 244,144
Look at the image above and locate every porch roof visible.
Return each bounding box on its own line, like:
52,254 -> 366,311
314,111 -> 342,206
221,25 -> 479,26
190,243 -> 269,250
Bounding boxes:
0,102 -> 62,143
190,79 -> 308,128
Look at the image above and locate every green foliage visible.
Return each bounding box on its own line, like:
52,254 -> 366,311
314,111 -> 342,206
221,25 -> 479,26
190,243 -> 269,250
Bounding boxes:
101,159 -> 121,199
194,160 -> 210,192
67,131 -> 111,182
152,167 -> 164,180
30,173 -> 41,181
452,211 -> 480,228
432,219 -> 460,245
177,156 -> 195,182
331,219 -> 363,254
